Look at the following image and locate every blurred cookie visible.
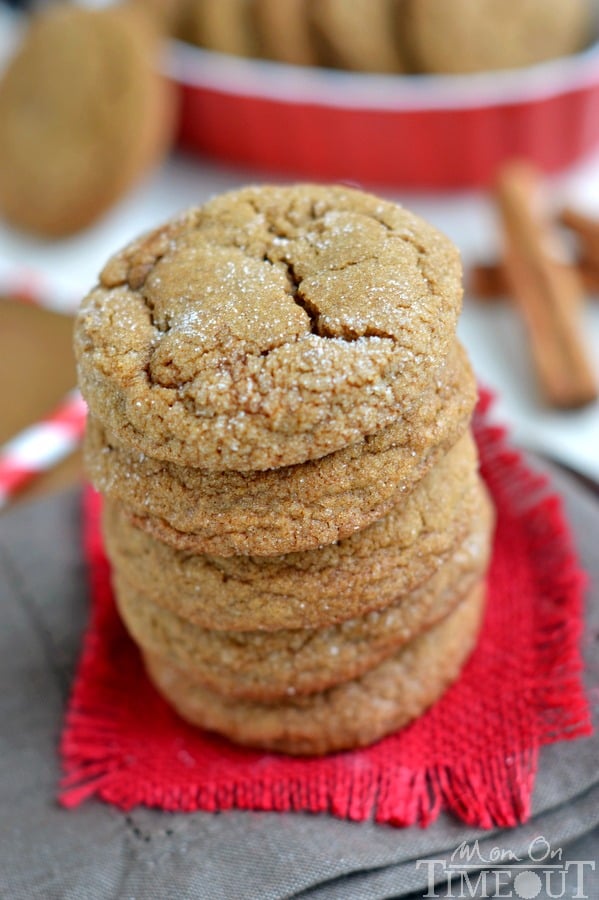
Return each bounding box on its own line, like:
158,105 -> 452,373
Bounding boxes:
405,0 -> 591,74
309,0 -> 405,73
130,0 -> 188,34
75,185 -> 463,471
114,485 -> 492,700
0,4 -> 176,237
102,432 -> 482,631
254,0 -> 318,66
143,580 -> 486,754
183,0 -> 258,56
86,341 -> 476,556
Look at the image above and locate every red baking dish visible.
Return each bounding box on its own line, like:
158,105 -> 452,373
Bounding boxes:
169,39 -> 599,189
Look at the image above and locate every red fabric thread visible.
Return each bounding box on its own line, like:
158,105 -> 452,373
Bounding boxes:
59,393 -> 592,827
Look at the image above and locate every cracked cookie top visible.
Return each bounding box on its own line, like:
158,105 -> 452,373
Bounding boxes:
75,184 -> 463,470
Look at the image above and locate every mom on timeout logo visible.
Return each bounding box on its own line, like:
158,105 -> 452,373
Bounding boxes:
416,835 -> 596,898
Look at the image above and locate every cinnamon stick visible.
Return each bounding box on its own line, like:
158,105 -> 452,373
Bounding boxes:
469,263 -> 508,300
469,259 -> 599,299
495,163 -> 597,409
578,258 -> 599,294
560,206 -> 599,264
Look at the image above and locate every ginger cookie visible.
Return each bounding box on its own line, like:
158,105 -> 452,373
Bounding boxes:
253,0 -> 318,67
103,432 -> 483,631
114,490 -> 492,701
0,5 -> 176,237
142,581 -> 486,755
75,185 -> 463,471
131,0 -> 188,34
183,0 -> 258,57
405,0 -> 591,74
309,0 -> 405,73
86,341 -> 475,556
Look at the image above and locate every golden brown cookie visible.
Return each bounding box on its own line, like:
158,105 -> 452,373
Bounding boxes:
75,185 -> 463,471
309,0 -> 405,73
0,5 -> 176,237
143,580 -> 486,754
254,0 -> 318,67
182,0 -> 258,56
86,341 -> 475,556
114,490 -> 492,701
405,0 -> 591,74
103,432 -> 483,631
130,0 -> 187,34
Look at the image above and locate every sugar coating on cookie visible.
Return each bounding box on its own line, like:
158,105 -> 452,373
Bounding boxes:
102,432 -> 485,631
113,489 -> 493,701
142,581 -> 486,755
75,184 -> 463,470
85,341 -> 476,556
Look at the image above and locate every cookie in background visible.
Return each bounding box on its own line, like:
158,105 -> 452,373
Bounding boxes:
404,0 -> 592,74
171,0 -> 593,74
0,3 -> 177,237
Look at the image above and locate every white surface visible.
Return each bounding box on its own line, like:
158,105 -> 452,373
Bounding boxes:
401,166 -> 599,482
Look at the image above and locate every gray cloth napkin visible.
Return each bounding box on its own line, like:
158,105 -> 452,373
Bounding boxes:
0,458 -> 597,900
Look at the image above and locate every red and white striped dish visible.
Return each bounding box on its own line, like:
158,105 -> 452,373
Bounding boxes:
169,38 -> 599,189
0,277 -> 87,506
0,262 -> 78,314
0,390 -> 87,509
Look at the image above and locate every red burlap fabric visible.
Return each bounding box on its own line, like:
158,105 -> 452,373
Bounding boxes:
60,394 -> 592,828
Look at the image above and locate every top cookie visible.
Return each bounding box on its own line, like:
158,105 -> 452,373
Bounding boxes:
75,184 -> 462,471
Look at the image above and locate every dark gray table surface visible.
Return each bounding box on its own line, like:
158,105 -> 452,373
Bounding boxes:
0,458 -> 597,899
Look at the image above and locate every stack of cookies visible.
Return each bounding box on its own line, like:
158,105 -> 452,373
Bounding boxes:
75,185 -> 494,755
